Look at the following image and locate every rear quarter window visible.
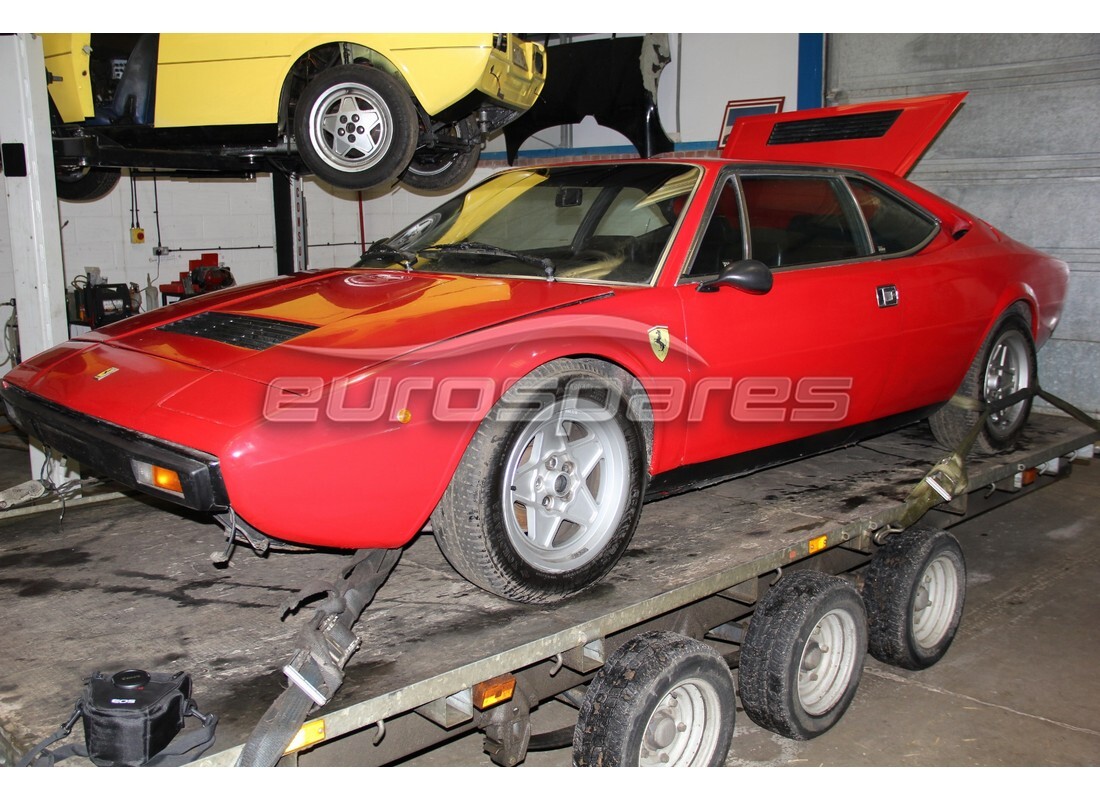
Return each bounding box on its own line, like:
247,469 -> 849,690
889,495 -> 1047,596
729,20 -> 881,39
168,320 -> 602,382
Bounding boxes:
848,177 -> 938,255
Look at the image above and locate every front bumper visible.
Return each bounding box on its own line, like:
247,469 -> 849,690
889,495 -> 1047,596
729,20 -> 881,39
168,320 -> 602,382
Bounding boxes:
1,384 -> 229,512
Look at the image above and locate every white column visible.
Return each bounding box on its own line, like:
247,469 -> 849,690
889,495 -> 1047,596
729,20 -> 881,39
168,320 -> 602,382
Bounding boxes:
0,33 -> 75,484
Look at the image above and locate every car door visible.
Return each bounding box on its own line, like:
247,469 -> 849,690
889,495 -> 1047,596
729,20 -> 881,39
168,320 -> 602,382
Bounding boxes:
674,171 -> 914,468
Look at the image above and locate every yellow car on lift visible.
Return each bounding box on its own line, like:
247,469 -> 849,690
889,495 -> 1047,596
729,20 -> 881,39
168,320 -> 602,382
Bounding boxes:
41,33 -> 546,200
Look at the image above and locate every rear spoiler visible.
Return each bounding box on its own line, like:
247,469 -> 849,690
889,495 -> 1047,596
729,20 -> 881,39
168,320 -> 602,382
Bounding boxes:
721,92 -> 967,177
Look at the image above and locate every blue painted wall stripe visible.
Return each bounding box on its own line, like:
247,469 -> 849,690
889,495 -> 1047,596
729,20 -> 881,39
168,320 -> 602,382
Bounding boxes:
797,33 -> 826,110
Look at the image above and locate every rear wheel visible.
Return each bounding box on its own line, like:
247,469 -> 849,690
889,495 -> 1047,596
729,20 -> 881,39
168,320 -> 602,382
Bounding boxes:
738,571 -> 867,740
930,310 -> 1036,454
573,631 -> 736,767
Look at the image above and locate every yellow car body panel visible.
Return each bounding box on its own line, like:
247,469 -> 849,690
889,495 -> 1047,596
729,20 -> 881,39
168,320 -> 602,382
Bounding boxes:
41,33 -> 95,121
42,33 -> 545,127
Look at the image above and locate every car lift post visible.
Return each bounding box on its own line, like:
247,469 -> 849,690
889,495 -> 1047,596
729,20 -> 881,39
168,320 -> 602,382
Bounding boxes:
273,170 -> 308,275
0,34 -> 77,488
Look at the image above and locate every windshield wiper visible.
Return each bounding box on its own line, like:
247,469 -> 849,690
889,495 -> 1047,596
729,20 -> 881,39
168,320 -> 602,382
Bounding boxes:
421,241 -> 556,281
356,239 -> 417,269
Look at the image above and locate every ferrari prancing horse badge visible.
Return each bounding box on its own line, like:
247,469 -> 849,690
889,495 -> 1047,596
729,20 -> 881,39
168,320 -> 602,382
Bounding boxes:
648,326 -> 670,363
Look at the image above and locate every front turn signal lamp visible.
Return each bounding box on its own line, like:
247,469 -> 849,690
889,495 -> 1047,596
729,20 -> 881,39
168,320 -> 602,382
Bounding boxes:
132,460 -> 184,496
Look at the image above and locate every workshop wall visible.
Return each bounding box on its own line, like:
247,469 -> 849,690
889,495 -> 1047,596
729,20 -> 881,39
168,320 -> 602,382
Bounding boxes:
25,32 -> 804,306
827,33 -> 1100,414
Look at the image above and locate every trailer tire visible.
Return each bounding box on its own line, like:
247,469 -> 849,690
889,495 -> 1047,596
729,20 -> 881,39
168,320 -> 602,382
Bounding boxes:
573,631 -> 735,767
738,571 -> 867,740
862,528 -> 966,670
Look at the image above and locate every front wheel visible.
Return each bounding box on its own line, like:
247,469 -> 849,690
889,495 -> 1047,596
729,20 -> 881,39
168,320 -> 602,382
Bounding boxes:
294,64 -> 417,191
573,631 -> 736,767
431,358 -> 647,603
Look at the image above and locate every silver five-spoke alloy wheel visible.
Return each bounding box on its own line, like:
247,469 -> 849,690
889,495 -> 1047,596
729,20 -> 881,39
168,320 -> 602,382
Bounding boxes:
306,82 -> 393,174
984,327 -> 1032,432
503,397 -> 630,573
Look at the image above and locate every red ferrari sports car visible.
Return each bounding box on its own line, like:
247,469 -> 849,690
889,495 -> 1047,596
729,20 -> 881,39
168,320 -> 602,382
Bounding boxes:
2,93 -> 1068,603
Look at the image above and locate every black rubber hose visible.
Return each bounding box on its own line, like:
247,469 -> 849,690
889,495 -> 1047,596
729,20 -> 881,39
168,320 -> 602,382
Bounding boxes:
527,726 -> 575,752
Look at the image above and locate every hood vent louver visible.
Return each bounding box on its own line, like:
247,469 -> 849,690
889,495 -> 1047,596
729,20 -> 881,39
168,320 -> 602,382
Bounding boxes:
157,312 -> 318,350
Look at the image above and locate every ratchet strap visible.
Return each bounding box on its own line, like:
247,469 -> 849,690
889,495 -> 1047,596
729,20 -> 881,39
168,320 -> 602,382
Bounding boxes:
886,384 -> 1098,536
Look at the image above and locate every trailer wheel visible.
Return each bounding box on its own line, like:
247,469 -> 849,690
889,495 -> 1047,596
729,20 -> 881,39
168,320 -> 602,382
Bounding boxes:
862,528 -> 966,670
738,571 -> 867,740
573,631 -> 735,767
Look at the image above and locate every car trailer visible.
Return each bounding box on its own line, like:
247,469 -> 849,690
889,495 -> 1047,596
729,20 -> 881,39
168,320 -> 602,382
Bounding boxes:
0,412 -> 1095,768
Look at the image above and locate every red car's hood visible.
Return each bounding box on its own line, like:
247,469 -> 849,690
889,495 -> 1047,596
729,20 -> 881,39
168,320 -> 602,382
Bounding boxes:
76,269 -> 613,384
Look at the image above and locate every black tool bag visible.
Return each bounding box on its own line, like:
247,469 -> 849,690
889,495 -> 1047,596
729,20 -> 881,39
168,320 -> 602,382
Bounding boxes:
18,669 -> 218,767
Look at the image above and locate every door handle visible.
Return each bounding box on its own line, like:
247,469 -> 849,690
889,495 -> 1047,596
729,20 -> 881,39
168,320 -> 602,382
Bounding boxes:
876,284 -> 899,308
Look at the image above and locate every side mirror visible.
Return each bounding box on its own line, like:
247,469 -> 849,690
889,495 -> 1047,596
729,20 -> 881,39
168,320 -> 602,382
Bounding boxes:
696,259 -> 773,295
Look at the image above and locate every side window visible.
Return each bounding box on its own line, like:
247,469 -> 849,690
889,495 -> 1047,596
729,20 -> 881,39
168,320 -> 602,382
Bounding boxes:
741,176 -> 867,268
684,179 -> 744,278
848,178 -> 938,255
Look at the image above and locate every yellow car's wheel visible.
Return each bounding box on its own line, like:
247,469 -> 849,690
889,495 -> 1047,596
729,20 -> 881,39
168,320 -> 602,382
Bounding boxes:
55,167 -> 120,202
401,115 -> 482,193
294,64 -> 417,191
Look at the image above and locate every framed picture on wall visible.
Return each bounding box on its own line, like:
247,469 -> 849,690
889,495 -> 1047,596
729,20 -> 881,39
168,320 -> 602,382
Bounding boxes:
717,97 -> 786,148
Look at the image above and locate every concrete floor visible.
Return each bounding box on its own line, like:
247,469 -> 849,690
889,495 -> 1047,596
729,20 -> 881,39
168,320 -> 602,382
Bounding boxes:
1,421 -> 1097,771
405,455 -> 1100,768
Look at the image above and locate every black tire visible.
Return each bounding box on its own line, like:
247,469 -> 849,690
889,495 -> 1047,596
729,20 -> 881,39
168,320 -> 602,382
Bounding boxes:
400,115 -> 482,192
862,528 -> 966,670
55,167 -> 121,202
573,631 -> 736,767
294,64 -> 417,191
738,571 -> 867,740
929,309 -> 1037,454
431,358 -> 647,604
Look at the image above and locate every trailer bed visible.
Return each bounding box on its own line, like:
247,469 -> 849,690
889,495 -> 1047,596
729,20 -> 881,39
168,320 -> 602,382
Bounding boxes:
0,414 -> 1094,766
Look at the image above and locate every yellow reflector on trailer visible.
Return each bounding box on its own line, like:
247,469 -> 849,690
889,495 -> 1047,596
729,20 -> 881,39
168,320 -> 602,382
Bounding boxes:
808,534 -> 828,554
473,674 -> 516,710
284,719 -> 326,755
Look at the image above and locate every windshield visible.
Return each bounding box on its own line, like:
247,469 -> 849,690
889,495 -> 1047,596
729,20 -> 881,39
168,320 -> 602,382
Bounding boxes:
356,163 -> 701,285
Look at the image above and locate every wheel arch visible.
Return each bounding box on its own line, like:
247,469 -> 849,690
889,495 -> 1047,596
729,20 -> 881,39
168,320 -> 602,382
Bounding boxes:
995,288 -> 1038,339
492,347 -> 661,472
276,39 -> 416,133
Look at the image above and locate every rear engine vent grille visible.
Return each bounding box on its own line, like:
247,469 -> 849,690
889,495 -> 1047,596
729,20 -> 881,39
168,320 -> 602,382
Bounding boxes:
158,312 -> 317,350
767,109 -> 903,145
